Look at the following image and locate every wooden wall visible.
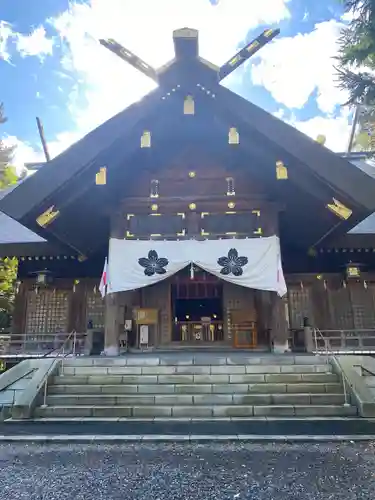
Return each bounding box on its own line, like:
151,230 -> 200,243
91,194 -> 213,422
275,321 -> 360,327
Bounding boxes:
141,281 -> 171,345
286,273 -> 375,330
12,278 -> 105,335
13,274 -> 375,339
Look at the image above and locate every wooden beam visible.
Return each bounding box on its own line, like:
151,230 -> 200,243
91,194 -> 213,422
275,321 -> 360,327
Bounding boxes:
99,38 -> 158,82
36,117 -> 50,162
218,28 -> 280,82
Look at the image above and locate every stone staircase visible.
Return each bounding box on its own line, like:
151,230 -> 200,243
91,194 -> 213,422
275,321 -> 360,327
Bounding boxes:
34,354 -> 358,420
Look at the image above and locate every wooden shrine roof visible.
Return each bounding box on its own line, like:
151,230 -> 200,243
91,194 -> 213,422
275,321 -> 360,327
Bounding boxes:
2,29 -> 375,256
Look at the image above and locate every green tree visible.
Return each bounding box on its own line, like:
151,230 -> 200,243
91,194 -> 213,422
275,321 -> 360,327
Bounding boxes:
0,103 -> 18,327
337,0 -> 375,105
352,105 -> 375,150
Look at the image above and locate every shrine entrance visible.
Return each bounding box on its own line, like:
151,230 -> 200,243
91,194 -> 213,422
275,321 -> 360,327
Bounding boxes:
171,267 -> 225,344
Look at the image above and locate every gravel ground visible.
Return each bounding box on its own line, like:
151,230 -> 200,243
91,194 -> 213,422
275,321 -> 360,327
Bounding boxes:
0,442 -> 374,499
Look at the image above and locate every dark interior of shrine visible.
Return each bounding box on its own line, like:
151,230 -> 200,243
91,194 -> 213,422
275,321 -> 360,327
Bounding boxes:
173,297 -> 223,322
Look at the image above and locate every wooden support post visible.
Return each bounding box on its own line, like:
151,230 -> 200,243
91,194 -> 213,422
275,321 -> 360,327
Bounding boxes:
104,292 -> 121,356
270,293 -> 290,353
12,281 -> 28,334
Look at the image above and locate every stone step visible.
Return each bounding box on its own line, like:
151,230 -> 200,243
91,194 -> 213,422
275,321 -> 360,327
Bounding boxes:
53,373 -> 339,385
35,404 -> 357,419
61,355 -> 327,368
61,364 -> 331,376
45,393 -> 346,406
49,382 -> 343,395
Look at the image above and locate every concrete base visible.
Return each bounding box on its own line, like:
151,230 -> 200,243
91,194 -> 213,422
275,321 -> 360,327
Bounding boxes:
103,345 -> 120,356
272,340 -> 290,354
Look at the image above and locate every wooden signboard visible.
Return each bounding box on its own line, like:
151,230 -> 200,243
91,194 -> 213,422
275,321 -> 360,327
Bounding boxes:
135,308 -> 159,325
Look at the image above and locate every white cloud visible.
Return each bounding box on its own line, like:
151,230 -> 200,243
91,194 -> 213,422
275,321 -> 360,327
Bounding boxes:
16,26 -> 54,59
251,20 -> 348,114
44,0 -> 291,141
0,21 -> 13,62
3,135 -> 45,172
290,109 -> 353,152
7,0 -> 354,164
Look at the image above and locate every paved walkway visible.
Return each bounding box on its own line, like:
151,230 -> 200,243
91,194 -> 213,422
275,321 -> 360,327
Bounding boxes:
3,418 -> 375,436
0,442 -> 374,499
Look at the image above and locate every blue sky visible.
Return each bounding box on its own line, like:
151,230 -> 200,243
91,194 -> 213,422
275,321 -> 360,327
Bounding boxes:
0,0 -> 353,168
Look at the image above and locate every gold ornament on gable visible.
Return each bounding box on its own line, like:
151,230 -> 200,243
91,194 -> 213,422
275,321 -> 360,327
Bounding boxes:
184,96 -> 195,115
141,130 -> 151,148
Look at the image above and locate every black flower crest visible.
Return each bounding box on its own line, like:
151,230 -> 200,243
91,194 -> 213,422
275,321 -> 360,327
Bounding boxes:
217,248 -> 248,276
138,250 -> 169,276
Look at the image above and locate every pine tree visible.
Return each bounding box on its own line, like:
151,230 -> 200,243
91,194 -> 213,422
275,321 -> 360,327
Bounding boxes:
337,0 -> 375,105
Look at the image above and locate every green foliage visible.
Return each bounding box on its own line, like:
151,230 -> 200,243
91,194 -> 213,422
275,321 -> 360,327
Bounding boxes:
0,103 -> 18,321
0,258 -> 17,314
0,165 -> 18,189
0,103 -> 15,175
337,0 -> 375,105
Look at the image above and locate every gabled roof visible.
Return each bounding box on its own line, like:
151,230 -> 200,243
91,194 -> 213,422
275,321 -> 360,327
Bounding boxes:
347,158 -> 375,235
2,28 -> 375,256
0,183 -> 45,245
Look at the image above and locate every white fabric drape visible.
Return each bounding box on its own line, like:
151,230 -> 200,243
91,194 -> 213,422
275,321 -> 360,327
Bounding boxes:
107,236 -> 287,296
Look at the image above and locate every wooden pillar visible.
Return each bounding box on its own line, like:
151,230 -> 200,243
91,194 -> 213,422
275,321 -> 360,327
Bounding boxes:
104,292 -> 122,355
270,293 -> 290,353
254,290 -> 273,348
68,281 -> 86,332
12,281 -> 28,334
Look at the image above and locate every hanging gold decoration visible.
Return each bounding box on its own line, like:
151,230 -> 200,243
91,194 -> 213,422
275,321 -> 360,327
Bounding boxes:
226,177 -> 235,196
228,127 -> 239,145
73,279 -> 80,293
150,179 -> 159,198
316,134 -> 326,145
189,202 -> 197,210
151,204 -> 158,211
188,171 -> 196,178
228,201 -> 236,209
346,264 -> 361,278
183,96 -> 195,115
141,130 -> 151,148
95,167 -> 107,185
308,247 -> 317,258
326,198 -> 352,220
276,160 -> 288,180
36,205 -> 60,228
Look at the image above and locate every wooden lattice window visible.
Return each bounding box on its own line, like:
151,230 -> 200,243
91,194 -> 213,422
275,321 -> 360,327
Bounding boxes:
327,287 -> 354,330
86,292 -> 105,329
25,290 -> 70,334
350,284 -> 375,329
287,287 -> 313,329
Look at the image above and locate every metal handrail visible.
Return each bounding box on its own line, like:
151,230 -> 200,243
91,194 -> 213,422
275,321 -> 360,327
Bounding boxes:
0,331 -> 86,358
313,327 -> 351,407
38,330 -> 77,408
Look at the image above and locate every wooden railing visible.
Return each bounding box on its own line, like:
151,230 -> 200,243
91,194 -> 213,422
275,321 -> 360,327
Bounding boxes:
313,329 -> 375,354
172,321 -> 224,342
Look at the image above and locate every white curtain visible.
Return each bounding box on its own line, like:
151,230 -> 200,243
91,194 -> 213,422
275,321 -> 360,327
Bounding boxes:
107,236 -> 287,296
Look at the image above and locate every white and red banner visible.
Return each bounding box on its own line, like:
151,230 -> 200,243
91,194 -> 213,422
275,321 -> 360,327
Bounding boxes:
107,236 -> 287,297
99,257 -> 108,297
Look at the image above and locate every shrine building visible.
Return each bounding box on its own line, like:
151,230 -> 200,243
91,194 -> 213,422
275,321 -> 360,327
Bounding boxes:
2,28 -> 375,356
